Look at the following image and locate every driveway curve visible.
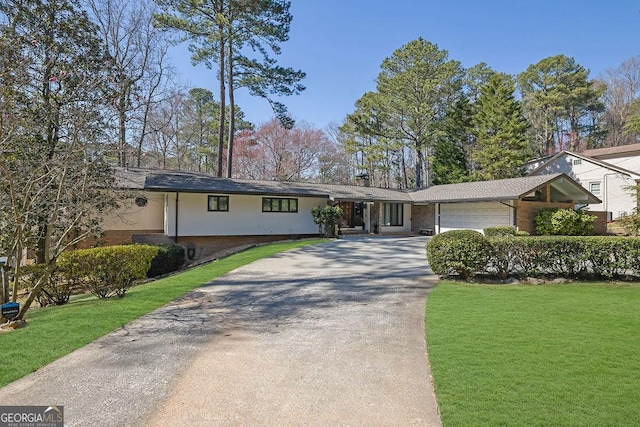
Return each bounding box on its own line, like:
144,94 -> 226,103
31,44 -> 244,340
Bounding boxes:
0,236 -> 441,426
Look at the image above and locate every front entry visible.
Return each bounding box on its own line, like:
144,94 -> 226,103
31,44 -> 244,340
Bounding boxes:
338,202 -> 365,229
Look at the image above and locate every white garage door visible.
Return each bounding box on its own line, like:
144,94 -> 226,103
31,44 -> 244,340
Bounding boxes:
440,202 -> 512,234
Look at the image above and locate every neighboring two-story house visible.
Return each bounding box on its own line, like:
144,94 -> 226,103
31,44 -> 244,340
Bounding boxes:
526,143 -> 640,220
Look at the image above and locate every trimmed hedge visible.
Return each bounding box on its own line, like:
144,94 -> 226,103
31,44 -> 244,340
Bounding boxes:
484,226 -> 517,238
60,245 -> 158,297
535,208 -> 596,236
427,232 -> 640,281
147,244 -> 185,277
426,230 -> 492,279
488,236 -> 640,280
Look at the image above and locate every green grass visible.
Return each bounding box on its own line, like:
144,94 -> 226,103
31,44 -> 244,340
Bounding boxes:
426,281 -> 640,426
0,239 -> 328,388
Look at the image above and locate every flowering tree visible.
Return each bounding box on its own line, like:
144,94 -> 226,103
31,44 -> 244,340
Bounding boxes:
233,118 -> 337,181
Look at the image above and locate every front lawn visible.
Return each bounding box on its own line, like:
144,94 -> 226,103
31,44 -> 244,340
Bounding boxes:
0,239 -> 328,388
426,281 -> 640,426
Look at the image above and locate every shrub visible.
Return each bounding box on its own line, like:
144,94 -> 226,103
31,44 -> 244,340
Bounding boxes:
617,214 -> 640,236
147,244 -> 185,277
484,226 -> 517,238
535,208 -> 596,236
426,230 -> 491,279
486,236 -> 640,280
311,205 -> 343,237
62,245 -> 158,298
19,264 -> 78,307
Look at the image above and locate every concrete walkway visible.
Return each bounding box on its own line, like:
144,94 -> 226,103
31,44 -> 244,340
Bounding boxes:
0,236 -> 441,426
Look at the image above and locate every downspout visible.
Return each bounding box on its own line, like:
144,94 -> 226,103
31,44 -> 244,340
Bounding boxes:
174,192 -> 179,243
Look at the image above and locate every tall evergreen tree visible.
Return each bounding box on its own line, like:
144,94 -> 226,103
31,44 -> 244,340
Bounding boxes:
518,55 -> 605,154
375,38 -> 464,188
472,74 -> 531,180
431,98 -> 472,185
154,0 -> 305,177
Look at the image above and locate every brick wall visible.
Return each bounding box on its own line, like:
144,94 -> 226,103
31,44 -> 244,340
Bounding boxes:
411,205 -> 435,233
75,229 -> 165,249
513,201 -> 574,234
590,211 -> 608,235
80,230 -> 321,261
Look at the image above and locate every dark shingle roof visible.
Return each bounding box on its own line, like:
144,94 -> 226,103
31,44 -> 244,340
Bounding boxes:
117,168 -> 599,204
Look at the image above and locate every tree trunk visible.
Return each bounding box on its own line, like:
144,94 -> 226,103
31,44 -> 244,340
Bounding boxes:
216,24 -> 226,177
16,262 -> 56,320
415,140 -> 424,188
119,97 -> 127,167
226,36 -> 235,178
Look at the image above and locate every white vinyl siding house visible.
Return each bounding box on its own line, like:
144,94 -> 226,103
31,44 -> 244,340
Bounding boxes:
527,151 -> 640,219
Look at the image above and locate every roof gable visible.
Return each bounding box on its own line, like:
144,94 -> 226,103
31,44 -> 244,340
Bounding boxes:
528,150 -> 640,179
409,173 -> 600,204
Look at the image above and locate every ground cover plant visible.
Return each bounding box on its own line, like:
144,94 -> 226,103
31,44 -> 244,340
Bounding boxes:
426,281 -> 640,426
0,239 -> 327,388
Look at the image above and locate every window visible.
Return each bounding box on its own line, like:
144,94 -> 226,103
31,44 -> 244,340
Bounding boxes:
573,159 -> 582,165
208,195 -> 229,212
589,182 -> 601,196
262,197 -> 298,213
383,203 -> 403,226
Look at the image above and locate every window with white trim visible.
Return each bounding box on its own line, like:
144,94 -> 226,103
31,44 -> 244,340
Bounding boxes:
573,159 -> 582,165
589,182 -> 601,196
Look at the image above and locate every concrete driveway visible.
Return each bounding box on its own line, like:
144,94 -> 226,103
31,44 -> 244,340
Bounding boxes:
0,236 -> 441,426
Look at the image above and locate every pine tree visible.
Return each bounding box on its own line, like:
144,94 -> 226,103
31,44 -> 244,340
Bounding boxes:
472,74 -> 531,180
432,98 -> 472,185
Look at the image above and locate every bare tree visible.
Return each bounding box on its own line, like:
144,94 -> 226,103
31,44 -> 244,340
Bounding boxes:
87,0 -> 173,167
599,56 -> 640,147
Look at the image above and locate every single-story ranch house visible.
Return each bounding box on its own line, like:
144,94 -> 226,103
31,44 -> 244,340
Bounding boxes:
102,168 -> 603,260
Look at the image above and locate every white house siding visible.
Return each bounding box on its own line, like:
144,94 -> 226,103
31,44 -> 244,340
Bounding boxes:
438,202 -> 513,234
591,154 -> 640,173
164,193 -> 328,237
532,153 -> 637,219
102,192 -> 164,231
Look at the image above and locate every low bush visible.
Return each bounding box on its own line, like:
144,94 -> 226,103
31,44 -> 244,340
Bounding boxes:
617,213 -> 640,236
535,208 -> 596,236
483,226 -> 517,238
486,236 -> 640,280
61,245 -> 158,298
426,230 -> 491,279
147,244 -> 185,277
429,232 -> 640,281
19,264 -> 78,307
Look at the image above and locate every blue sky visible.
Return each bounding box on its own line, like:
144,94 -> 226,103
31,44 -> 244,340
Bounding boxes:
170,0 -> 640,130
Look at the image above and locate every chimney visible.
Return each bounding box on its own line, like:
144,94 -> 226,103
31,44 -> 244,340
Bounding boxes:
356,173 -> 370,187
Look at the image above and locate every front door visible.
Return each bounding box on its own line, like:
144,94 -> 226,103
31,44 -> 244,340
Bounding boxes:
338,202 -> 364,228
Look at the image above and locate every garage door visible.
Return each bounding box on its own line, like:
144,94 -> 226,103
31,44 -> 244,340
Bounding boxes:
440,202 -> 512,234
